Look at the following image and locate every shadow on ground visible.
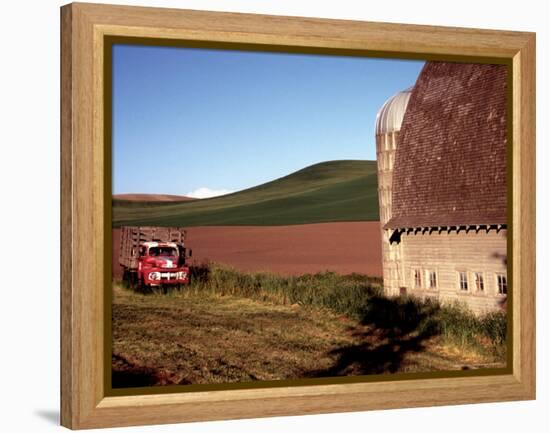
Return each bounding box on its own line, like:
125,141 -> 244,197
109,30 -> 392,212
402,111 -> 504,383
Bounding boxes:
306,295 -> 440,377
112,353 -> 192,388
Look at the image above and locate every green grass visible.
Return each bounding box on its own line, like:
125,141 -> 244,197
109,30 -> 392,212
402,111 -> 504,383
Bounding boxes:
436,307 -> 508,358
184,263 -> 383,318
165,263 -> 507,358
112,160 -> 379,227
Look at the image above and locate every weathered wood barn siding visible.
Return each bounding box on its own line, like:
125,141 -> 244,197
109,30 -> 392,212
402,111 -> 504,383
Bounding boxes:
397,229 -> 507,314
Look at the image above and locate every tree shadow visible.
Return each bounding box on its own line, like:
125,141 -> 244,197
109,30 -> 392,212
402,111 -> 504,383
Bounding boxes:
112,353 -> 191,388
306,295 -> 440,377
112,366 -> 160,388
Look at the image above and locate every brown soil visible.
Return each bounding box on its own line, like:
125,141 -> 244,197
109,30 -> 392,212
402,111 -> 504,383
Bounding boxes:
112,222 -> 382,279
113,193 -> 194,202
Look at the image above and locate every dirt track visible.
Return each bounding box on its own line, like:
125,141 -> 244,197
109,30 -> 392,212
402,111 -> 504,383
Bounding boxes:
112,222 -> 382,278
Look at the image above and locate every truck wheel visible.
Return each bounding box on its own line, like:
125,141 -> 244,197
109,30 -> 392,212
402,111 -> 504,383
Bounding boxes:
137,277 -> 145,293
122,270 -> 132,289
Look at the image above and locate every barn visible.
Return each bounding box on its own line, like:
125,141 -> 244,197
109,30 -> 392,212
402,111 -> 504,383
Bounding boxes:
375,62 -> 508,314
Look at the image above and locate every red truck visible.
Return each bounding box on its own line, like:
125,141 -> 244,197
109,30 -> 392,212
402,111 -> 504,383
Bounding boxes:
119,226 -> 191,290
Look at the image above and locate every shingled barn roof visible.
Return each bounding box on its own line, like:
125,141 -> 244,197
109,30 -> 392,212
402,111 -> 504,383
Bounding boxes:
385,62 -> 508,229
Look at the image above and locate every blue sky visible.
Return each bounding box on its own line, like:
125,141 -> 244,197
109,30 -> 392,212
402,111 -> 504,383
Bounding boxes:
112,45 -> 423,197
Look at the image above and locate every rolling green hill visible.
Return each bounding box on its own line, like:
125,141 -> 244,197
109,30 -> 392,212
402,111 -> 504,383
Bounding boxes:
112,160 -> 379,227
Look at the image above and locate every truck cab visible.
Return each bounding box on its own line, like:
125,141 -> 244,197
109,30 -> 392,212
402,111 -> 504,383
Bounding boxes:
137,241 -> 190,287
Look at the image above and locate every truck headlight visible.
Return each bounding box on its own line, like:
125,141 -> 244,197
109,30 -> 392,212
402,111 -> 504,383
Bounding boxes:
149,272 -> 160,281
178,271 -> 187,279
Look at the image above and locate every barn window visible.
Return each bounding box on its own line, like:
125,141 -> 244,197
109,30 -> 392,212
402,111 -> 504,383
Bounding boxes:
475,273 -> 485,292
413,269 -> 422,288
427,271 -> 437,289
459,272 -> 468,291
497,274 -> 508,295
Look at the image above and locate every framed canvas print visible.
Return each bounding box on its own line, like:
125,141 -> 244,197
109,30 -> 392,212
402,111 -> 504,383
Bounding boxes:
60,2 -> 536,429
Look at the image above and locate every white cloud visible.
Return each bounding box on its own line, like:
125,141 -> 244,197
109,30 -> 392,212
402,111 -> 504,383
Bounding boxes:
186,187 -> 234,199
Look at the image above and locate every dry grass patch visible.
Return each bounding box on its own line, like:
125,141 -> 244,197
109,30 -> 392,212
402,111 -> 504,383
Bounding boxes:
112,284 -> 505,387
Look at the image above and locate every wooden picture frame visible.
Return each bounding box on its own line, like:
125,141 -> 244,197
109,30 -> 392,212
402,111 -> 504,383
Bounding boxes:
60,2 -> 536,429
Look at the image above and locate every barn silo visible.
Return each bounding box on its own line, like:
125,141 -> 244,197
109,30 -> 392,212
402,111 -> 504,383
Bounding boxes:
375,88 -> 412,295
